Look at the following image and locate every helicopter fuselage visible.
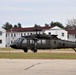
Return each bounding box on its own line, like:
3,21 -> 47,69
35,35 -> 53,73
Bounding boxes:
10,34 -> 76,52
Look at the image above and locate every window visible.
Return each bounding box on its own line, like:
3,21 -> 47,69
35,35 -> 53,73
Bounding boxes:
21,33 -> 23,36
22,39 -> 27,43
37,40 -> 41,44
30,40 -> 33,44
24,33 -> 26,36
11,41 -> 12,44
14,33 -> 16,37
0,31 -> 2,35
48,32 -> 51,35
62,33 -> 64,37
6,34 -> 7,37
75,35 -> 76,39
68,35 -> 69,39
42,40 -> 46,44
31,33 -> 32,35
11,34 -> 13,37
0,40 -> 2,44
28,33 -> 29,35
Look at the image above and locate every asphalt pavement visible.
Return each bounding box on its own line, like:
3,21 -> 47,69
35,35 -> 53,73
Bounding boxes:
0,59 -> 76,75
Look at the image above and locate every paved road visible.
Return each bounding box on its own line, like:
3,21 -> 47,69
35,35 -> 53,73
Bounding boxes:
0,59 -> 76,75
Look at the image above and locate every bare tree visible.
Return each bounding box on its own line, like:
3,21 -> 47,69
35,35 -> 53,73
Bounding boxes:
66,19 -> 76,29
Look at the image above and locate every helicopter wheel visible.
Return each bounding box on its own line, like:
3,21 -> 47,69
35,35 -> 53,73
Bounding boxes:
23,47 -> 28,53
33,49 -> 37,53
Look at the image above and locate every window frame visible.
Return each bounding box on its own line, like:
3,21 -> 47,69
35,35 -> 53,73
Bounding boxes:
0,40 -> 2,44
62,33 -> 64,37
0,31 -> 2,36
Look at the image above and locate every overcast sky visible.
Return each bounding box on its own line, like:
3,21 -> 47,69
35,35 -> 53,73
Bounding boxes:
0,0 -> 76,27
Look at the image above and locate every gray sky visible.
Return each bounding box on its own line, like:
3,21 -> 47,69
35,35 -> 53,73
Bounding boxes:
0,0 -> 76,27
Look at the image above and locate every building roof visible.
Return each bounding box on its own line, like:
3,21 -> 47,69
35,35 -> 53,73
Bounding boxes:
7,26 -> 52,32
7,26 -> 67,33
67,29 -> 76,34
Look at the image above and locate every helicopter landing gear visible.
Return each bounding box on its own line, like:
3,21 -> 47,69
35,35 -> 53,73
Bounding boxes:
31,49 -> 37,53
23,47 -> 28,53
31,47 -> 37,53
31,44 -> 37,53
30,39 -> 38,53
33,48 -> 37,53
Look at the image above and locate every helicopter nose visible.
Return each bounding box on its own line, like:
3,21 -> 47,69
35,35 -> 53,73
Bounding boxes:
10,44 -> 17,48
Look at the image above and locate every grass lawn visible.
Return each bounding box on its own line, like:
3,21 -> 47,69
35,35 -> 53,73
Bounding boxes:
0,52 -> 76,59
0,48 -> 76,59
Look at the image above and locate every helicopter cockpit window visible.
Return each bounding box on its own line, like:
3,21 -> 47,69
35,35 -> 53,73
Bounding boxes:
18,38 -> 24,43
42,40 -> 46,44
15,38 -> 21,43
37,40 -> 41,44
30,40 -> 33,44
22,39 -> 27,43
12,38 -> 20,45
15,38 -> 24,43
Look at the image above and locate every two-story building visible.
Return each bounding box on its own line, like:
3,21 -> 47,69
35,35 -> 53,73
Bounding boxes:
1,25 -> 76,48
6,26 -> 68,47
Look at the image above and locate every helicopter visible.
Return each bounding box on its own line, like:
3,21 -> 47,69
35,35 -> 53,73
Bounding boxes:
10,33 -> 76,53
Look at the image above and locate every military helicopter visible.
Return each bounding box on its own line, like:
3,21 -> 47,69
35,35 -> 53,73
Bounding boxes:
10,33 -> 76,53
